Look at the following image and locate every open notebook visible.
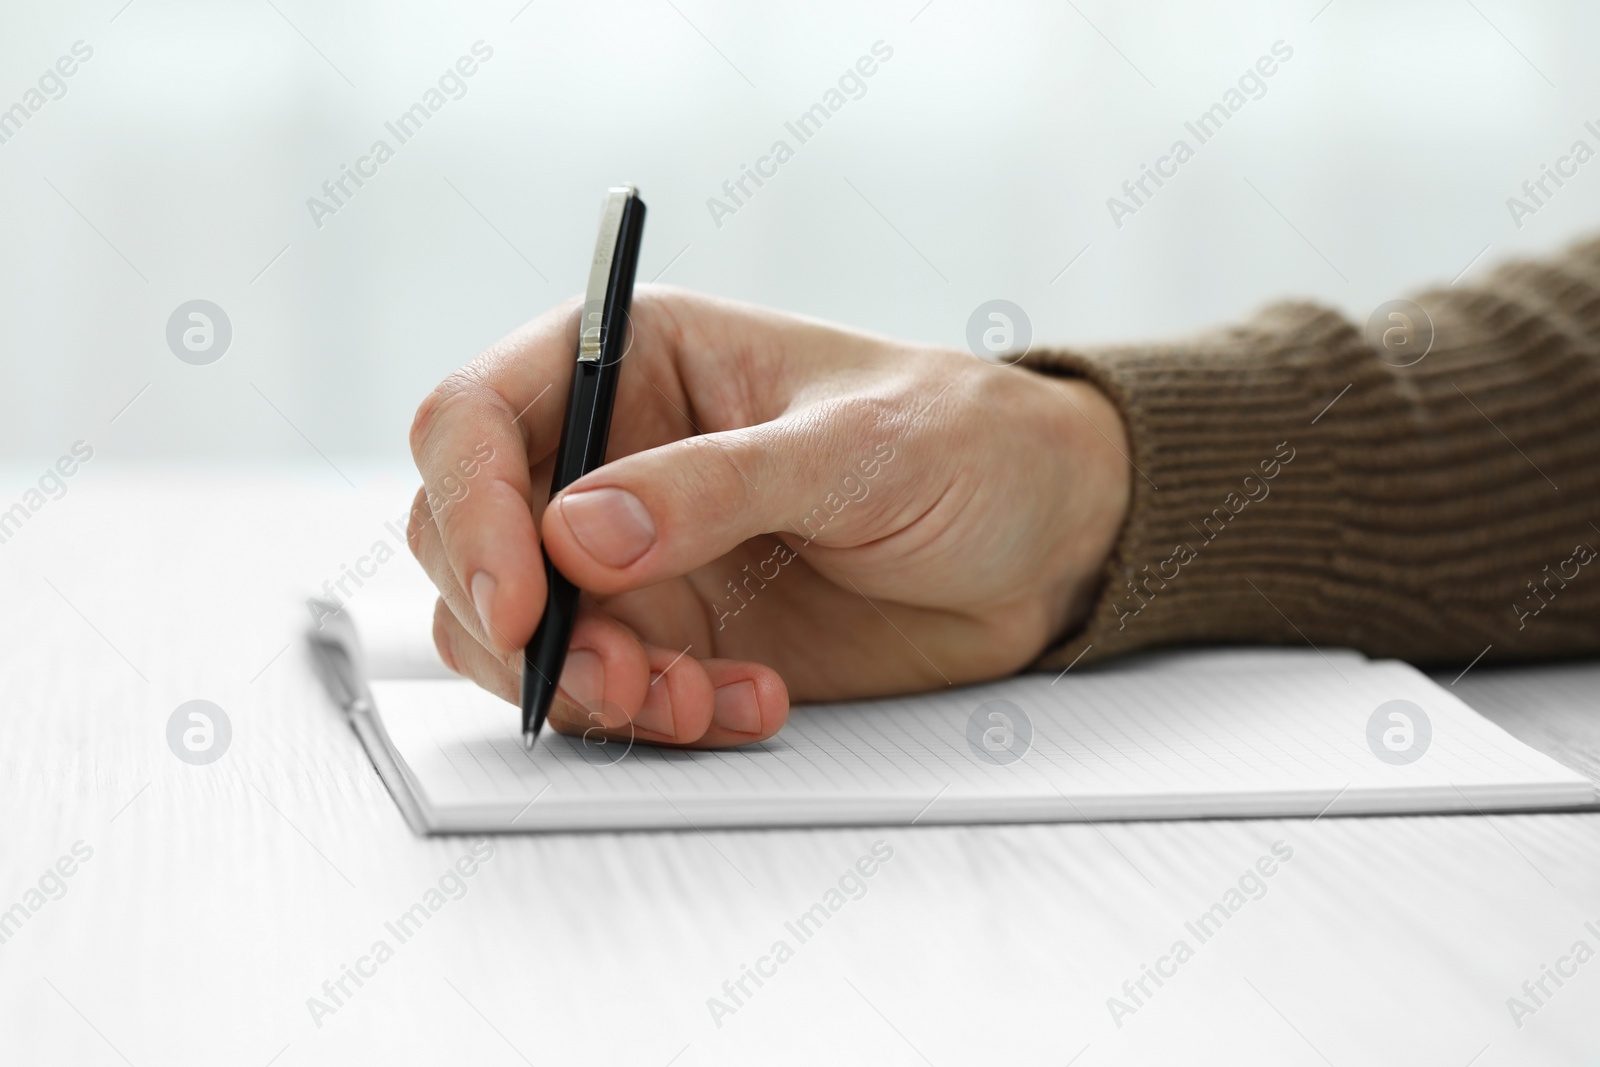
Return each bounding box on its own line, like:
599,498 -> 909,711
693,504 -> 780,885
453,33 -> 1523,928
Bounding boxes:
307,597 -> 1596,834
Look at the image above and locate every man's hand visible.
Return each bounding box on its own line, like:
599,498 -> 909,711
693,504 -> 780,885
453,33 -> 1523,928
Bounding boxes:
407,287 -> 1130,748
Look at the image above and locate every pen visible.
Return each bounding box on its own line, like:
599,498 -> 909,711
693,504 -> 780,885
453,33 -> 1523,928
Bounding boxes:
521,185 -> 646,747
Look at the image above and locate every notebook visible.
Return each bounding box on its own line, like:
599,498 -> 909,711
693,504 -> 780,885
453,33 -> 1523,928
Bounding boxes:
306,596 -> 1597,834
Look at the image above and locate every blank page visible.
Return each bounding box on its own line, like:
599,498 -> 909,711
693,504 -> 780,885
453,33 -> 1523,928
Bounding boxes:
366,653 -> 1595,832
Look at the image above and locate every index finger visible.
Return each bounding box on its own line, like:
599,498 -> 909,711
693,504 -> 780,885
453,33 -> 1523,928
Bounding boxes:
408,301 -> 581,652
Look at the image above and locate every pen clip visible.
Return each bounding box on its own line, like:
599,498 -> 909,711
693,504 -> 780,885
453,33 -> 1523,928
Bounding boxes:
578,185 -> 634,363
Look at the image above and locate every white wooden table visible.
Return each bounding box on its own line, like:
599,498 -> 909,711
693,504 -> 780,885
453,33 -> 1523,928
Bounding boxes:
3,468 -> 1597,1066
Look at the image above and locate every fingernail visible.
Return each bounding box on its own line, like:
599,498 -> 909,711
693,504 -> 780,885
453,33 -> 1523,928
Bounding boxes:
557,649 -> 604,713
632,674 -> 676,737
559,488 -> 656,569
470,571 -> 496,637
713,680 -> 761,734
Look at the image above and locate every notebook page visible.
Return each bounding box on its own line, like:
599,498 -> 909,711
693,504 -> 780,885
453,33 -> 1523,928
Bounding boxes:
368,658 -> 1595,832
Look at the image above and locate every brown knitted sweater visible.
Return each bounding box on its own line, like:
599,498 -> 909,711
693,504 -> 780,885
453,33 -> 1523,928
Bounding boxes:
1029,235 -> 1600,672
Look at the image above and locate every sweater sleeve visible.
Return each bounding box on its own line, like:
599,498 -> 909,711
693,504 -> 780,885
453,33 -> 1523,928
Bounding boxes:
1026,235 -> 1600,672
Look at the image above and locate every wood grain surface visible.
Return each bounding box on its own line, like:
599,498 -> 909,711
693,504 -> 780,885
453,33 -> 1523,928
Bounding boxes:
2,469 -> 1596,1066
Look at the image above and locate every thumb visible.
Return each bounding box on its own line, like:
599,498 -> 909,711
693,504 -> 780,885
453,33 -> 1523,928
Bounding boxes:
539,417 -> 903,594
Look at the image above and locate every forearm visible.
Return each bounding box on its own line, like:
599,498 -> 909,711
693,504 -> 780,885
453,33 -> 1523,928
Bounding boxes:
1029,235 -> 1600,669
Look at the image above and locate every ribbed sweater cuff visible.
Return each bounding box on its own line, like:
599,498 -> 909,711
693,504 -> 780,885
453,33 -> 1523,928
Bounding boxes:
1025,303 -> 1368,667
1024,238 -> 1600,671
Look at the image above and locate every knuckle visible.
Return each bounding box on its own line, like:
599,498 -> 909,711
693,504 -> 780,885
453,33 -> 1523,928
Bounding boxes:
408,365 -> 491,461
628,283 -> 682,323
405,486 -> 431,558
428,477 -> 484,553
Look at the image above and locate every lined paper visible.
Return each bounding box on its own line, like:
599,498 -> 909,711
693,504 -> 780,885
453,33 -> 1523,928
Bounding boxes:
366,653 -> 1596,832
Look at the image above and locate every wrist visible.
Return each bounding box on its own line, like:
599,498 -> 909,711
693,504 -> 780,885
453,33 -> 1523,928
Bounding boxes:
1022,369 -> 1132,644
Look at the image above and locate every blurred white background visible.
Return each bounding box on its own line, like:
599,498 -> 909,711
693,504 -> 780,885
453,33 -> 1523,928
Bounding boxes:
3,10 -> 1600,1064
2,0 -> 1597,465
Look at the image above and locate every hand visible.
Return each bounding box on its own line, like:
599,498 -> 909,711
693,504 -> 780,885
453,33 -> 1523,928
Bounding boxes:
407,287 -> 1130,748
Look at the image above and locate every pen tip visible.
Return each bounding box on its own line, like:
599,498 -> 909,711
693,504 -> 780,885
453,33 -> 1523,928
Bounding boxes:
522,730 -> 537,750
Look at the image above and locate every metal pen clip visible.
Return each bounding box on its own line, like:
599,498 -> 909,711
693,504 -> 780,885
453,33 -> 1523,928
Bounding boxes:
577,185 -> 634,363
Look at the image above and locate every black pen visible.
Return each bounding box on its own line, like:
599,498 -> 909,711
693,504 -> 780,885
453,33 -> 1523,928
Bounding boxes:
521,185 -> 646,747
